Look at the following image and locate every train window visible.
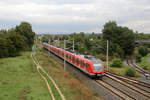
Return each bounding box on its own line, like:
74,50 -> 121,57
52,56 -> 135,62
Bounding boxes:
84,62 -> 88,68
71,55 -> 72,61
76,59 -> 78,64
67,54 -> 69,59
70,55 -> 71,60
75,57 -> 76,63
56,49 -> 57,53
60,51 -> 62,55
78,60 -> 81,66
72,56 -> 74,62
81,60 -> 83,66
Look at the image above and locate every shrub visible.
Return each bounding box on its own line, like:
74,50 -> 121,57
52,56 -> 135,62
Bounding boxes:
136,54 -> 142,62
138,46 -> 148,56
143,66 -> 148,70
110,58 -> 122,68
125,67 -> 136,77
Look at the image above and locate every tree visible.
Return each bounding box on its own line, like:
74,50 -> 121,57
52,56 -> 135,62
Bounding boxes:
138,46 -> 148,56
0,37 -> 17,57
0,22 -> 35,58
15,22 -> 35,50
7,30 -> 26,52
102,21 -> 135,57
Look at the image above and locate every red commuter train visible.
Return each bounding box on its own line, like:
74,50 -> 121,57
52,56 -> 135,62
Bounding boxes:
43,42 -> 104,78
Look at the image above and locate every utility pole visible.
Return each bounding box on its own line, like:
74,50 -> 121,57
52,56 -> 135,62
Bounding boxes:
49,38 -> 51,56
73,38 -> 74,51
64,40 -> 66,71
106,40 -> 109,71
58,38 -> 60,47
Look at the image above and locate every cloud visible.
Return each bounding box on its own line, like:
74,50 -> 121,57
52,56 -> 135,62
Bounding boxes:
0,0 -> 150,33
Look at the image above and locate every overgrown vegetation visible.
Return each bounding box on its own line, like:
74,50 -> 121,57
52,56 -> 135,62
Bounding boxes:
136,54 -> 142,62
0,22 -> 35,58
139,53 -> 150,71
125,67 -> 136,77
0,52 -> 51,100
138,45 -> 148,57
110,58 -> 123,68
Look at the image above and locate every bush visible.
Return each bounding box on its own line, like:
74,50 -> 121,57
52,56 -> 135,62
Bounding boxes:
125,67 -> 136,77
138,46 -> 148,56
110,58 -> 122,68
136,54 -> 142,62
143,66 -> 148,70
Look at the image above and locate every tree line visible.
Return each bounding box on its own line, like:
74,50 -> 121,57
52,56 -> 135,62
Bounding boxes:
41,21 -> 150,59
0,22 -> 35,58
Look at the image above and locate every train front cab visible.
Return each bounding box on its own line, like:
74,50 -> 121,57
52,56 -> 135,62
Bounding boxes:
90,61 -> 104,79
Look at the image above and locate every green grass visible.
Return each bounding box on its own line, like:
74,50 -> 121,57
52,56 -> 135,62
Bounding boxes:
140,53 -> 150,71
0,52 -> 51,100
104,61 -> 126,75
38,68 -> 62,100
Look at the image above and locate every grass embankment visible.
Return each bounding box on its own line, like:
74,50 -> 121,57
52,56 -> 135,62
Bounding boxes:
34,45 -> 101,100
0,52 -> 51,100
139,53 -> 150,71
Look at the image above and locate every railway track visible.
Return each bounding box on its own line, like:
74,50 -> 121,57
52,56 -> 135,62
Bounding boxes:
104,71 -> 150,100
39,43 -> 150,100
94,80 -> 135,100
126,59 -> 150,78
105,71 -> 150,90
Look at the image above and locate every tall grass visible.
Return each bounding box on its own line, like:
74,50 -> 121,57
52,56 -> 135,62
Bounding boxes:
0,52 -> 51,100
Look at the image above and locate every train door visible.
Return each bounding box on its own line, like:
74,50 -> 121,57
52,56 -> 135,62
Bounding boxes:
84,61 -> 88,71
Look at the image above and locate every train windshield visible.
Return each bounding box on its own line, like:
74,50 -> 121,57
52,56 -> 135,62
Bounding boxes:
93,64 -> 103,71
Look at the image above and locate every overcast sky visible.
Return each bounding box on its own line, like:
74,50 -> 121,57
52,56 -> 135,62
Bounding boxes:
0,0 -> 150,34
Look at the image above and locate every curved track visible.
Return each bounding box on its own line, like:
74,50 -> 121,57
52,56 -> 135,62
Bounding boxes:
126,59 -> 150,78
105,71 -> 150,89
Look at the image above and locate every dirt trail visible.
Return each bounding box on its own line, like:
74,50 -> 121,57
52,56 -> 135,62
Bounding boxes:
31,52 -> 66,100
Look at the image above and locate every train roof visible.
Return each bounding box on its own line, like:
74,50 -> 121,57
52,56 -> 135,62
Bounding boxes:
84,55 -> 102,63
44,43 -> 102,62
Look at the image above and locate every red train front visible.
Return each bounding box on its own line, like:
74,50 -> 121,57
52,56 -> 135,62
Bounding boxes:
43,43 -> 104,78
